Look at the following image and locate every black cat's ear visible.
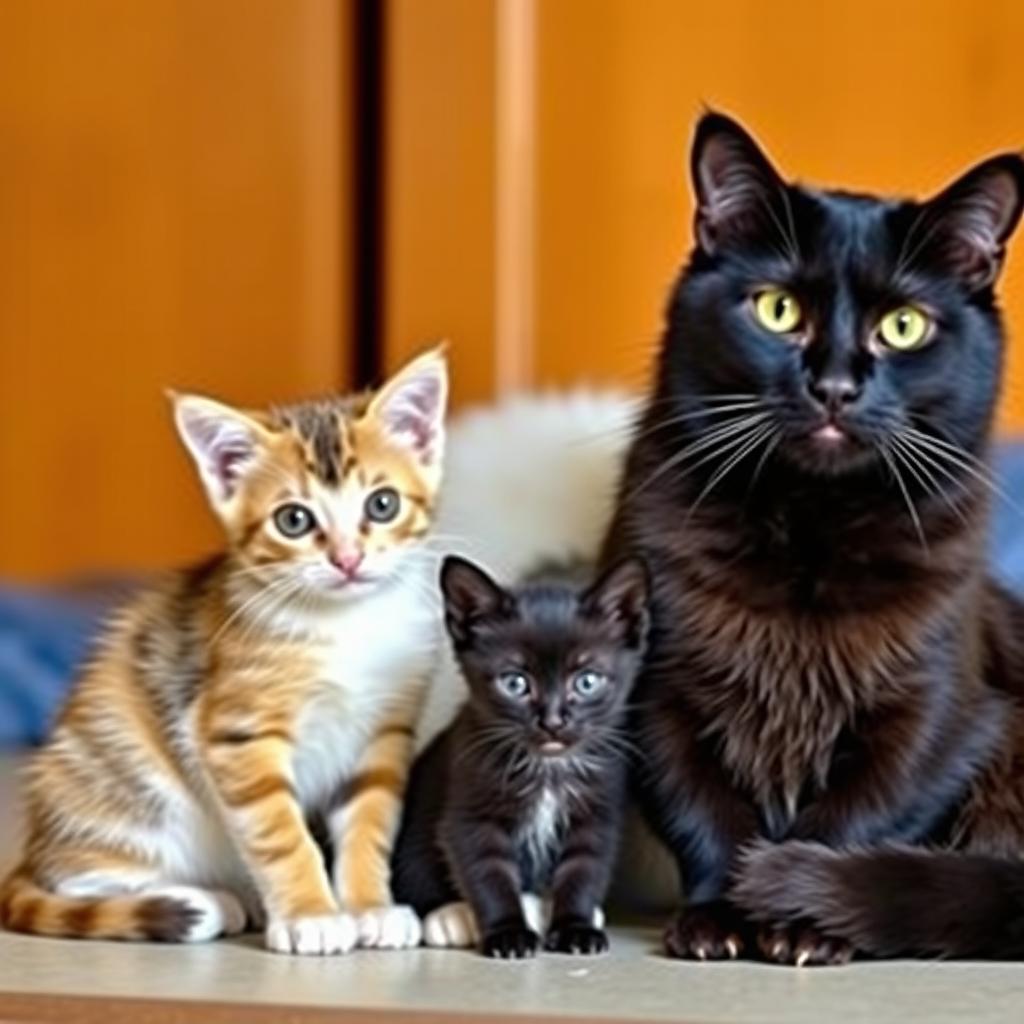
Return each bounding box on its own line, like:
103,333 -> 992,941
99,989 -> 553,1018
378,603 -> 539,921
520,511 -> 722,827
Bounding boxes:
581,557 -> 650,650
690,111 -> 788,255
440,556 -> 512,649
912,153 -> 1024,291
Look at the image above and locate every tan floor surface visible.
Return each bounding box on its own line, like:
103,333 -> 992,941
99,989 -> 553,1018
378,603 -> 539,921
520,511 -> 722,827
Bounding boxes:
2,756 -> 1024,1023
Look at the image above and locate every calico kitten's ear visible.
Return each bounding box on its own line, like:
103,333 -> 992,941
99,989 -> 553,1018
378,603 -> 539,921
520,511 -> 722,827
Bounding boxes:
172,393 -> 272,507
912,154 -> 1024,291
441,556 -> 512,649
581,557 -> 650,650
367,345 -> 448,466
690,111 -> 789,256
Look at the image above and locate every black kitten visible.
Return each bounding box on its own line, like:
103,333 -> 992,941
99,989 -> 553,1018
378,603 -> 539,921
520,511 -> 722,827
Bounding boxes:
392,555 -> 649,958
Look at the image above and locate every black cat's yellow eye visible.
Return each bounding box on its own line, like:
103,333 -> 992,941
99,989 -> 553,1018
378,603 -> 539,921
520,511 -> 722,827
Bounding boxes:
878,306 -> 931,352
273,502 -> 317,538
364,486 -> 401,524
496,671 -> 530,700
754,288 -> 803,334
572,670 -> 608,698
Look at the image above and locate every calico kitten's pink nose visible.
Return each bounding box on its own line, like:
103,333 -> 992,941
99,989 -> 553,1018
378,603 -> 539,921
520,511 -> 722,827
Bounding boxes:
329,548 -> 364,577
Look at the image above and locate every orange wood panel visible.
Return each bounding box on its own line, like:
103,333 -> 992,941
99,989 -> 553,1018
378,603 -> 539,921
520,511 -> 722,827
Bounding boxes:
0,0 -> 347,581
384,0 -> 498,406
533,0 -> 1024,425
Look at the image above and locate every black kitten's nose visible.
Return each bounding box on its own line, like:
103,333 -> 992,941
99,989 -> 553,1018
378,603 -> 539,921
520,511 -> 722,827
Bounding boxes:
806,374 -> 861,412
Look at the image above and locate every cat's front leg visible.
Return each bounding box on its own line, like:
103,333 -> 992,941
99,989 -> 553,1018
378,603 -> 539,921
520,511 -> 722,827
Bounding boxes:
544,799 -> 621,955
636,697 -> 759,960
328,711 -> 424,950
445,816 -> 539,959
201,726 -> 356,956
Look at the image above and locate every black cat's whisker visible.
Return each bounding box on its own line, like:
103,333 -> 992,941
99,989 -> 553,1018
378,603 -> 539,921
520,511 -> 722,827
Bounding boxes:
902,428 -> 1024,517
685,422 -> 778,522
889,434 -> 972,526
628,412 -> 773,500
877,442 -> 928,553
744,427 -> 783,500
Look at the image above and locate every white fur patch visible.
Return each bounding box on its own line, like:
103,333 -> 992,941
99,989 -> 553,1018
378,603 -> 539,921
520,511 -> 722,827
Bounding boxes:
422,902 -> 479,948
265,913 -> 359,956
356,904 -> 423,949
148,886 -> 247,942
518,787 -> 564,875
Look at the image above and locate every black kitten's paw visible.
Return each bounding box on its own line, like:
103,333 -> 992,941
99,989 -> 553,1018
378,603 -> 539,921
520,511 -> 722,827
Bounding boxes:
481,925 -> 540,959
757,921 -> 854,967
545,922 -> 609,956
664,901 -> 746,961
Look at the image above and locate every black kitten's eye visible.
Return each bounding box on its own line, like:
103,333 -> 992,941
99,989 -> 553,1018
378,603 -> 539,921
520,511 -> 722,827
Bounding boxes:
496,671 -> 530,700
273,502 -> 317,538
571,670 -> 608,698
364,486 -> 401,524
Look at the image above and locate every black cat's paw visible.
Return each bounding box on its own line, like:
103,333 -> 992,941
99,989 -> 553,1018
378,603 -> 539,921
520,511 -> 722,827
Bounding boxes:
664,901 -> 747,961
545,922 -> 609,956
757,921 -> 854,967
481,925 -> 540,959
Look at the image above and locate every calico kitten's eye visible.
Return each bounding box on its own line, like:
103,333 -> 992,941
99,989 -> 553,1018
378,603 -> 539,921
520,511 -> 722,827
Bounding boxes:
753,288 -> 803,334
364,486 -> 401,524
496,671 -> 530,700
571,670 -> 608,698
878,306 -> 931,351
273,502 -> 317,538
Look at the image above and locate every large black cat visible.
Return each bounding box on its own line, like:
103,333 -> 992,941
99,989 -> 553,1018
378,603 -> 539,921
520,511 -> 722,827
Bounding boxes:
392,555 -> 649,958
602,111 -> 1024,962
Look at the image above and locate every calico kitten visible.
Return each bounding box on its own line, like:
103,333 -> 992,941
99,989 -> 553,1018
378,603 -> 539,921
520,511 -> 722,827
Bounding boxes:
1,348 -> 448,955
392,555 -> 649,958
602,112 -> 1024,963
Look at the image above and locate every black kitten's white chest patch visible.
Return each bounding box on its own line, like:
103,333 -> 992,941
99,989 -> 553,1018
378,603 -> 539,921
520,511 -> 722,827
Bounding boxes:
516,786 -> 566,884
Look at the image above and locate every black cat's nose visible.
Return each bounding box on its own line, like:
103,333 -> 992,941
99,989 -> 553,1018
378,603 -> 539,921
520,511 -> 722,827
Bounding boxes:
541,710 -> 565,735
806,374 -> 861,412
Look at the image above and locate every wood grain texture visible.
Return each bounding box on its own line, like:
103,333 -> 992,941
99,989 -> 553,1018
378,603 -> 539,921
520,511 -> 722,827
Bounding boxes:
0,0 -> 346,581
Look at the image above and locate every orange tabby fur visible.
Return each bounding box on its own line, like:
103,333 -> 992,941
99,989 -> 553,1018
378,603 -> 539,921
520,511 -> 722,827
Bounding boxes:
0,348 -> 448,954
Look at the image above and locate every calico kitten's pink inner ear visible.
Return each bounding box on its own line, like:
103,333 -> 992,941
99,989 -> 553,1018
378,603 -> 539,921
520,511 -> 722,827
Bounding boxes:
371,351 -> 448,463
174,396 -> 264,504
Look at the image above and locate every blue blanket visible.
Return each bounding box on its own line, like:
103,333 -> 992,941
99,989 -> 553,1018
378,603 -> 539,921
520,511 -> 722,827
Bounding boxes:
3,446 -> 1024,747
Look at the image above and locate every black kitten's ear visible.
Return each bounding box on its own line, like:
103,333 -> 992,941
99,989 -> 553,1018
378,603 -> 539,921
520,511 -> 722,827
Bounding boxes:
440,556 -> 512,649
912,153 -> 1024,291
690,111 -> 788,255
581,557 -> 650,650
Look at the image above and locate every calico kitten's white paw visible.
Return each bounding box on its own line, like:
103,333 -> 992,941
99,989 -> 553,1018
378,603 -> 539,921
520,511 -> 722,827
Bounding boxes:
150,886 -> 247,942
265,913 -> 358,955
356,904 -> 423,949
423,901 -> 480,948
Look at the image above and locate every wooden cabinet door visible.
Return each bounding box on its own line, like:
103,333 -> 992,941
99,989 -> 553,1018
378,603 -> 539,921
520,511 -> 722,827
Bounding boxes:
0,0 -> 348,580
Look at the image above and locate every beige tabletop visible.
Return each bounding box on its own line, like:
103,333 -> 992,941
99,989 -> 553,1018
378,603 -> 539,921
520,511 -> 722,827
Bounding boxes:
2,755 -> 1024,1024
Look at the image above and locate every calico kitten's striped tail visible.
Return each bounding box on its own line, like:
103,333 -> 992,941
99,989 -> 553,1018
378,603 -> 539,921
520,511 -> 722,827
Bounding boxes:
0,869 -> 246,942
732,840 -> 1024,959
